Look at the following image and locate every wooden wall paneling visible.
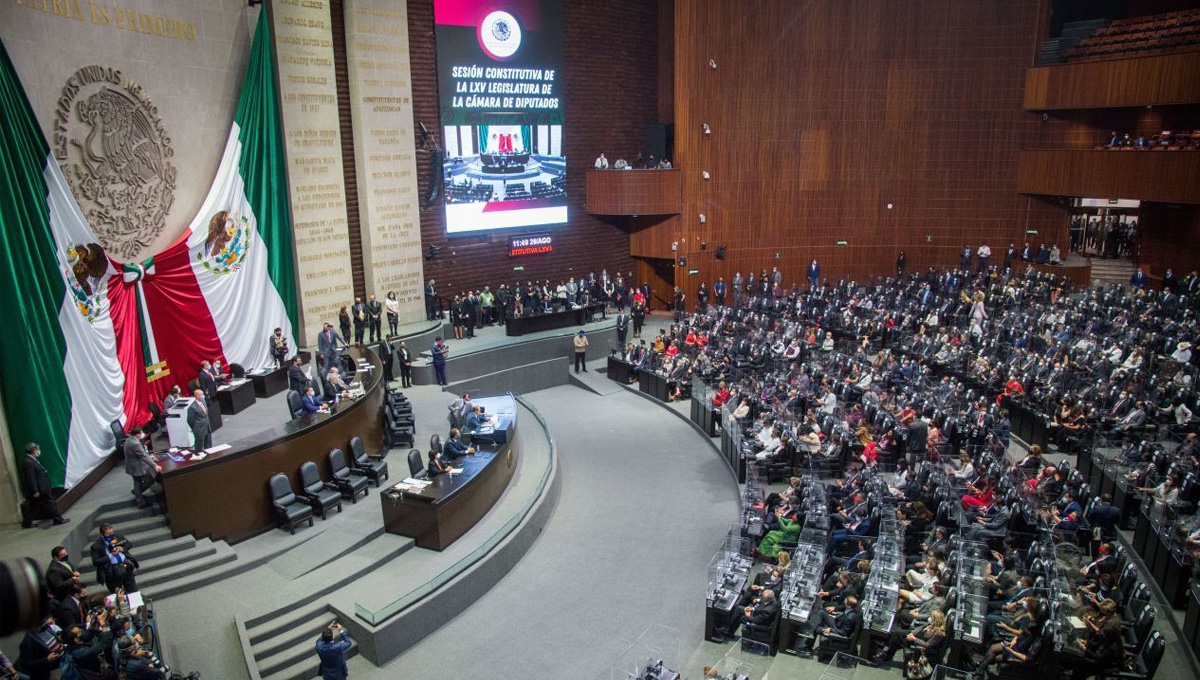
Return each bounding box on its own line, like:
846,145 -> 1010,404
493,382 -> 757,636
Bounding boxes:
628,214 -> 680,259
1138,203 -> 1200,278
585,169 -> 682,215
1017,149 -> 1200,204
330,0 -> 366,298
406,0 -> 656,297
658,0 -> 675,122
1023,51 -> 1200,110
671,0 -> 1069,307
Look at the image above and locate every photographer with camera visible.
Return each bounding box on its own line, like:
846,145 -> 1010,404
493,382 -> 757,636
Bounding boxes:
116,635 -> 163,680
314,621 -> 351,680
17,616 -> 63,680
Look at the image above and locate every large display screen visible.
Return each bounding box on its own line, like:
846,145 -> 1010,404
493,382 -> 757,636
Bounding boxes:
435,0 -> 567,234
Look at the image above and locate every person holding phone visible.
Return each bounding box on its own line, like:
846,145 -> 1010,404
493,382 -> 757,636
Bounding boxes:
315,621 -> 351,680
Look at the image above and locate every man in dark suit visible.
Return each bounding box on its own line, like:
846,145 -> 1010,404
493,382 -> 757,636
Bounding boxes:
198,361 -> 217,404
187,389 -> 212,450
53,583 -> 87,629
442,429 -> 474,462
21,442 -> 67,527
351,297 -> 367,344
807,259 -> 821,290
288,356 -> 309,393
397,341 -> 413,388
317,323 -> 340,377
615,311 -> 628,344
804,595 -> 860,653
1087,494 -> 1121,542
45,546 -> 80,600
123,427 -> 160,508
907,416 -> 929,466
424,278 -> 438,320
379,336 -> 394,383
714,589 -> 778,642
366,294 -> 382,343
301,386 -> 328,414
90,523 -> 138,593
432,337 -> 449,386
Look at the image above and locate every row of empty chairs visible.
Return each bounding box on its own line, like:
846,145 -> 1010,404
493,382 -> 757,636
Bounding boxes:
268,436 -> 389,534
384,387 -> 415,448
1068,9 -> 1200,62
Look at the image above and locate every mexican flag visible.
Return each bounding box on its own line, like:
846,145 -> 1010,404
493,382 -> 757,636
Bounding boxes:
0,13 -> 298,488
0,41 -> 125,488
112,10 -> 300,428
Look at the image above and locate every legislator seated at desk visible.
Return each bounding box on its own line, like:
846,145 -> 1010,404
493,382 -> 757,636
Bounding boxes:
443,429 -> 475,462
302,387 -> 329,414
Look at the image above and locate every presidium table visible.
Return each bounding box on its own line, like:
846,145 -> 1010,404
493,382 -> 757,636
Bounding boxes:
380,394 -> 518,551
156,346 -> 385,543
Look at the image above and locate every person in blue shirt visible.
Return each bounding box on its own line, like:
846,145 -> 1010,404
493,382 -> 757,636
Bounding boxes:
315,622 -> 351,680
807,259 -> 820,290
301,386 -> 327,414
431,337 -> 449,386
1129,268 -> 1148,288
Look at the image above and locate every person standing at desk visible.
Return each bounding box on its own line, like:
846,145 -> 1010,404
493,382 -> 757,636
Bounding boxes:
269,327 -> 289,367
397,341 -> 413,388
431,337 -> 449,386
573,329 -> 589,373
198,361 -> 217,405
123,427 -> 160,509
317,323 -> 340,377
187,389 -> 212,450
351,297 -> 367,345
288,356 -> 309,393
315,622 -> 351,680
366,294 -> 382,343
21,443 -> 68,527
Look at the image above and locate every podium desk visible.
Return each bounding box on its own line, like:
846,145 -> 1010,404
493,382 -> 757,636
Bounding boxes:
217,379 -> 256,415
158,346 -> 384,543
249,366 -> 288,398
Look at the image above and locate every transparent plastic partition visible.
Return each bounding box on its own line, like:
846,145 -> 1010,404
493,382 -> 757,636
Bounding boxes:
611,624 -> 682,680
819,652 -> 872,679
716,639 -> 771,679
930,665 -> 975,680
720,528 -> 751,558
708,548 -> 753,611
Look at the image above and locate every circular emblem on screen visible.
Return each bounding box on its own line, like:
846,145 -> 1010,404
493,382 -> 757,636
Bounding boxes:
479,10 -> 522,60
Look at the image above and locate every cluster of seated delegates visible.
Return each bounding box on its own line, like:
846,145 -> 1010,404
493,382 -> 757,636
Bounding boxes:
593,152 -> 673,169
1067,8 -> 1200,62
438,270 -> 656,336
649,266 -> 1200,674
1,527 -> 190,680
1099,130 -> 1200,151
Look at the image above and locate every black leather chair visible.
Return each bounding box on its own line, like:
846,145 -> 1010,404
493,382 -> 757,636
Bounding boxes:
430,434 -> 442,456
383,405 -> 414,447
348,436 -> 388,486
742,606 -> 781,655
110,420 -> 128,456
145,403 -> 164,436
407,449 -> 428,479
287,390 -> 304,419
328,448 -> 369,502
1121,603 -> 1155,655
1101,630 -> 1163,680
297,461 -> 342,519
816,612 -> 862,663
229,363 -> 246,379
269,473 -> 314,534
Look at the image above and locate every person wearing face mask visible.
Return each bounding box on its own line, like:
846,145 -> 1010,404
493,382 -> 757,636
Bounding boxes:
385,291 -> 400,336
123,427 -> 161,509
45,545 -> 81,601
90,524 -> 139,593
269,327 -> 290,367
21,442 -> 68,527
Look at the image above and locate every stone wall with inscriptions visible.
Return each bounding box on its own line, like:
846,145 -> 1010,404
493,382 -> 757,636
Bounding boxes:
271,0 -> 354,346
0,0 -> 257,261
344,0 -> 425,324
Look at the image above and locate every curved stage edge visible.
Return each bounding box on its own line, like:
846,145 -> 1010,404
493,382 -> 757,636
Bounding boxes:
335,394 -> 561,666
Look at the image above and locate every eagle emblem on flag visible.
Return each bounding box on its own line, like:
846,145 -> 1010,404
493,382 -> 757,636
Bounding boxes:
197,209 -> 250,275
63,243 -> 108,322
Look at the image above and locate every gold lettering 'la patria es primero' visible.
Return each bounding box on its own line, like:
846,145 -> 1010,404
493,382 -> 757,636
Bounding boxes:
2,0 -> 197,41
